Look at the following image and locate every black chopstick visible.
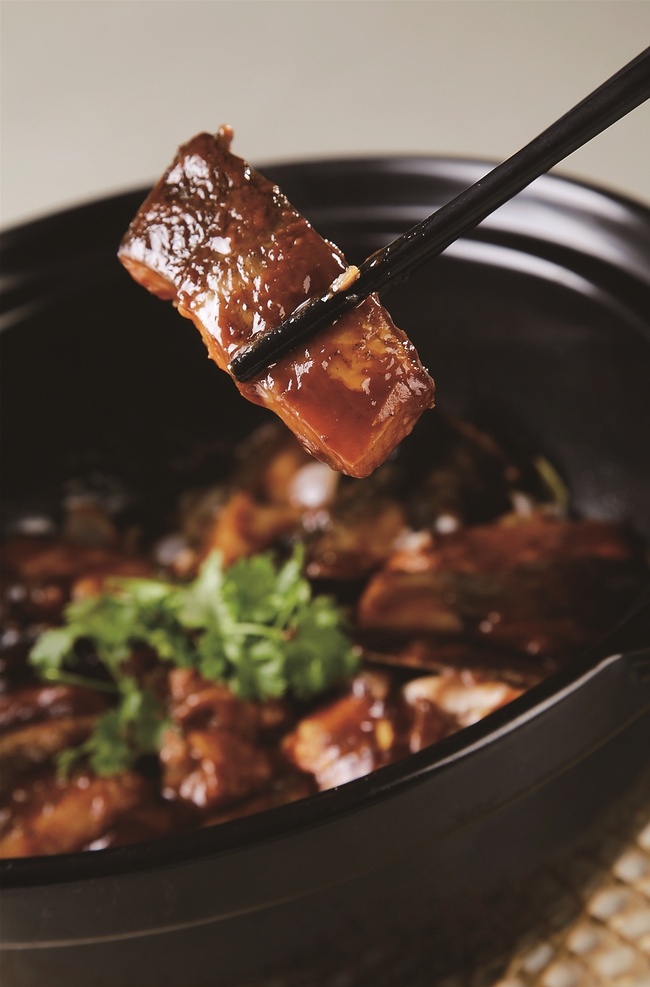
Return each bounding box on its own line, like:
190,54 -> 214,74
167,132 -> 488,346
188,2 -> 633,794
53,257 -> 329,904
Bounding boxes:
230,47 -> 650,383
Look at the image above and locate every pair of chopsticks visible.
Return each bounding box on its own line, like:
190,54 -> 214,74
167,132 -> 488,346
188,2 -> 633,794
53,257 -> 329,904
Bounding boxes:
230,46 -> 650,384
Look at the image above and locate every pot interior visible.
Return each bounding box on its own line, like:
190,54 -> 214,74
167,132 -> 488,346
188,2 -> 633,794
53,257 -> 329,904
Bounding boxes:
3,159 -> 649,540
1,158 -> 649,888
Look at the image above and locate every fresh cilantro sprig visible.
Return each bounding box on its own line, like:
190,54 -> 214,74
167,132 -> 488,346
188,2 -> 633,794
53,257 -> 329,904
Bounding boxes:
29,547 -> 359,775
180,549 -> 359,700
56,683 -> 168,777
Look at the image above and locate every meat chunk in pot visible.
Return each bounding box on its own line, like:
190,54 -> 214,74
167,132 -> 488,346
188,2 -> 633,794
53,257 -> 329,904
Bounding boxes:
1,537 -> 152,671
160,670 -> 297,811
0,683 -> 108,732
402,672 -> 522,748
282,671 -> 414,790
0,682 -> 110,795
357,516 -> 646,659
0,715 -> 101,795
282,668 -> 523,789
0,771 -> 156,857
161,728 -> 276,811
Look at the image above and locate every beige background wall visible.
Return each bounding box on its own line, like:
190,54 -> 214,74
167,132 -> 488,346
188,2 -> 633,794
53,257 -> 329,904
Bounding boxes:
1,0 -> 649,229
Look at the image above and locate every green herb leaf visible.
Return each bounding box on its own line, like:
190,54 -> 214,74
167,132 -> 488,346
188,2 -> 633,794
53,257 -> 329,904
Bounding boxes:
56,687 -> 169,778
30,547 -> 359,775
30,625 -> 79,675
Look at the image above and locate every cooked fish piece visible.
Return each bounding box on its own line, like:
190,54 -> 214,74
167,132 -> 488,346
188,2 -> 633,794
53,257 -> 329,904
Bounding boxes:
118,127 -> 434,478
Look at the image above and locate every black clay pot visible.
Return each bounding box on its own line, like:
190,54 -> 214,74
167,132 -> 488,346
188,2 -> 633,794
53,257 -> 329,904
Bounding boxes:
1,157 -> 649,987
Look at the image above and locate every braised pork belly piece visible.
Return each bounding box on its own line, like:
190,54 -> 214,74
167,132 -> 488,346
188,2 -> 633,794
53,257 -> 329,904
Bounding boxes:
1,536 -> 151,646
0,714 -> 102,798
1,416 -> 646,857
118,127 -> 434,478
0,683 -> 109,791
0,682 -> 107,732
1,531 -> 153,687
402,673 -> 522,736
282,668 -> 523,788
160,669 -> 305,812
282,670 -> 411,790
357,515 -> 647,659
0,771 -> 175,857
358,635 -> 556,690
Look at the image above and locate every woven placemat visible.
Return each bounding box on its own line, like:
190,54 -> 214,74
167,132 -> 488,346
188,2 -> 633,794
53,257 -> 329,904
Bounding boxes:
492,816 -> 650,987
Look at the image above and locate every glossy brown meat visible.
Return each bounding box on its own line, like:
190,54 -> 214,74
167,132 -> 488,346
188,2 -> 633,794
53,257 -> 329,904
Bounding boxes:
0,771 -> 151,857
161,728 -> 276,811
202,772 -> 316,827
0,715 -> 101,796
0,683 -> 107,732
282,671 -> 413,790
402,673 -> 522,736
360,634 -> 557,689
1,536 -> 154,686
201,489 -> 300,568
357,516 -> 647,658
161,670 -> 295,811
305,487 -> 408,582
1,537 -> 151,586
167,669 -> 293,738
118,127 -> 434,477
281,667 -> 521,788
1,536 -> 152,635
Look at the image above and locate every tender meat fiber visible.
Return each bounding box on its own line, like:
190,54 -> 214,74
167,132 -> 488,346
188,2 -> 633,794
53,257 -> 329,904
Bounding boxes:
168,669 -> 293,738
118,127 -> 434,477
202,489 -> 301,567
283,668 -> 524,787
0,683 -> 107,732
282,671 -> 413,790
161,670 -> 296,810
357,516 -> 646,658
402,673 -> 522,733
0,715 -> 100,793
0,771 -> 152,857
161,728 -> 276,810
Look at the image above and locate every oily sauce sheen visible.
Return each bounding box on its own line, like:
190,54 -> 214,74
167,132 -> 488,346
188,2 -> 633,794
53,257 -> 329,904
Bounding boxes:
118,127 -> 434,477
